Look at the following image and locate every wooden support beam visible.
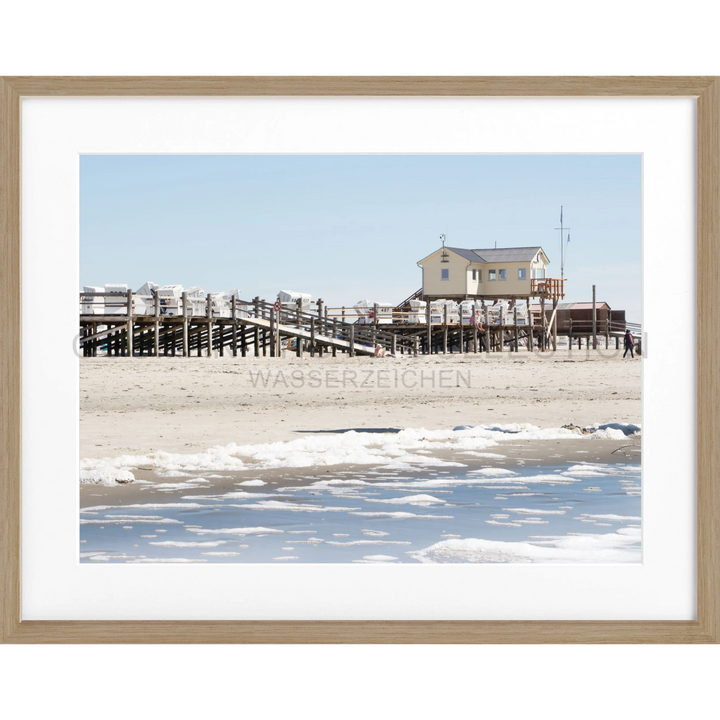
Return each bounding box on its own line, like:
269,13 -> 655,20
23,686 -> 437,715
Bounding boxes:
527,299 -> 534,352
514,305 -> 519,352
425,301 -> 431,355
206,293 -> 213,357
231,297 -> 238,357
126,290 -> 134,357
181,292 -> 189,357
253,297 -> 260,357
443,305 -> 448,354
270,306 -> 276,357
484,305 -> 490,353
592,284 -> 597,349
317,299 -> 324,357
498,304 -> 504,353
349,324 -> 355,357
296,297 -> 303,356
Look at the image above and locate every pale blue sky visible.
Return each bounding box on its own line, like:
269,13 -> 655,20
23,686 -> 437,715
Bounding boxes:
80,154 -> 642,320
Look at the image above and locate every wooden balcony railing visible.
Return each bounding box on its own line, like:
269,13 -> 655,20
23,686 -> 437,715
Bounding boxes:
531,278 -> 565,300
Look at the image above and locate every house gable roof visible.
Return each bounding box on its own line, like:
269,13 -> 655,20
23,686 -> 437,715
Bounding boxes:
417,245 -> 550,266
447,246 -> 547,264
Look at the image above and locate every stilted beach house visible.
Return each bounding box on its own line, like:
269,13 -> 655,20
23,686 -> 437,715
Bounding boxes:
417,243 -> 561,301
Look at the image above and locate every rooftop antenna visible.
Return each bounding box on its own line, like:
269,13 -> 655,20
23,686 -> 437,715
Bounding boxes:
440,234 -> 449,262
555,206 -> 570,282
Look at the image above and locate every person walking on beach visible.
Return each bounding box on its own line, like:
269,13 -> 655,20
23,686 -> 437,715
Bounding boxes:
623,329 -> 635,358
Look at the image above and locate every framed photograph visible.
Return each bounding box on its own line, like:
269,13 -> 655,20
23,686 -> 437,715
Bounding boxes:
1,77 -> 718,643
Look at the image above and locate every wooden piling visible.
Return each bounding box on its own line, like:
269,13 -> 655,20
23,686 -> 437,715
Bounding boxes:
296,298 -> 303,357
349,324 -> 355,357
231,296 -> 238,357
527,300 -> 534,352
514,305 -> 519,352
270,305 -> 277,357
592,284 -> 597,350
426,301 -> 432,355
443,305 -> 448,354
153,292 -> 160,357
484,305 -> 490,353
498,304 -> 504,353
205,294 -> 213,357
126,290 -> 134,357
317,300 -> 324,357
181,292 -> 189,357
253,297 -> 260,357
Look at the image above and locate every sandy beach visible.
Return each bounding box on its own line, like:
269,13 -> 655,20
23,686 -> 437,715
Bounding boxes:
80,349 -> 641,459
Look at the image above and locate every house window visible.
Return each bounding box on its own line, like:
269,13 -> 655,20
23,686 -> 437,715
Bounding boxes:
518,268 -> 527,280
499,269 -> 506,281
488,269 -> 496,281
532,268 -> 545,279
478,269 -> 482,282
441,268 -> 449,281
472,269 -> 476,281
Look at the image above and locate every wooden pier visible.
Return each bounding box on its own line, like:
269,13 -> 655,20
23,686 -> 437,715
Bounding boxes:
79,291 -> 640,358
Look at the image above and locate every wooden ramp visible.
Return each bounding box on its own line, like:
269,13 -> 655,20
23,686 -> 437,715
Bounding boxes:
238,313 -> 377,356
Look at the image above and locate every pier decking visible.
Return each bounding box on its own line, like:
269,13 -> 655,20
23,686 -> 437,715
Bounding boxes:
79,291 -> 640,358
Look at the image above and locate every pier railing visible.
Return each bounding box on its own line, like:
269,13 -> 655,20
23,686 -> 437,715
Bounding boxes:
79,291 -> 640,358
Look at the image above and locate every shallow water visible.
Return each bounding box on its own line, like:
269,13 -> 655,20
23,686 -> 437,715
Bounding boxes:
80,458 -> 641,564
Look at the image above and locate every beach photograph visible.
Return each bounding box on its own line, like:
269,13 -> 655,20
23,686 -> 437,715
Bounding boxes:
78,154 -> 642,564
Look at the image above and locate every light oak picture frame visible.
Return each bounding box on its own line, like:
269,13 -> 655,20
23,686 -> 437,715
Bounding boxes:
1,76 -> 718,644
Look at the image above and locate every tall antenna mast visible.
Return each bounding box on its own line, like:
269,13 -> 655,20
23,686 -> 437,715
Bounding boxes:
560,206 -> 564,281
555,207 -> 570,282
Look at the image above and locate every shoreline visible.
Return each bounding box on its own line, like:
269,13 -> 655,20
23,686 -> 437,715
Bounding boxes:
80,436 -> 641,508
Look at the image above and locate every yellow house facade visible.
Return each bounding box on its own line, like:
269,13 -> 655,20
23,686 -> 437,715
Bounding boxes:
417,246 -> 551,300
